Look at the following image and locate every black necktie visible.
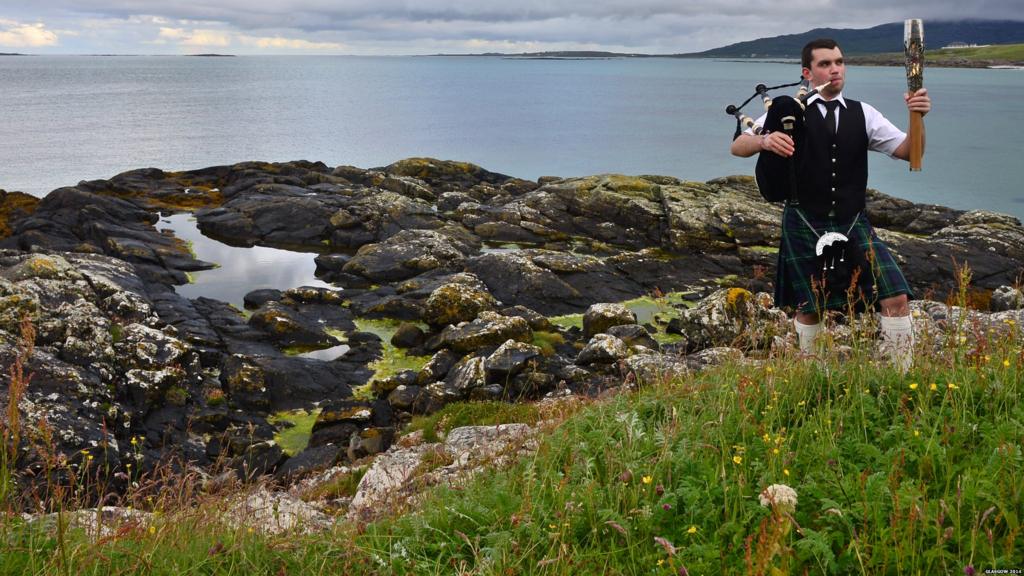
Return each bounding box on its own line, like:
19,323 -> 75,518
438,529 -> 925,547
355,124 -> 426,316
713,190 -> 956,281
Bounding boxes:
822,100 -> 840,138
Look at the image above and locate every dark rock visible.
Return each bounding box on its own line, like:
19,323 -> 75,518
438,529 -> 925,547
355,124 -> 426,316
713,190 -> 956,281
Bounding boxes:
274,444 -> 342,482
417,349 -> 461,385
244,289 -> 283,309
391,322 -> 426,349
314,254 -> 351,274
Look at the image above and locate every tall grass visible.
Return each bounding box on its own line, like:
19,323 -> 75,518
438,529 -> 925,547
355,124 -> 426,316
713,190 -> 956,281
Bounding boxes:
1,298 -> 1022,574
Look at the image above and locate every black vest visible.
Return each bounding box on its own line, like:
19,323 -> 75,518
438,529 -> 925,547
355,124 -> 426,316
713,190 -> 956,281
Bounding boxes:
795,99 -> 868,220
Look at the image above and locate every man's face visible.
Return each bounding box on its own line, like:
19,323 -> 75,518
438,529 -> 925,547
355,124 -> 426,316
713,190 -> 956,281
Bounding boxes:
802,47 -> 845,97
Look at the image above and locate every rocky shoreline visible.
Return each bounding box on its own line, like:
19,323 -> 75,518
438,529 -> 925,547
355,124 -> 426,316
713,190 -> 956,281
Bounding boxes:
1,157 -> 1022,516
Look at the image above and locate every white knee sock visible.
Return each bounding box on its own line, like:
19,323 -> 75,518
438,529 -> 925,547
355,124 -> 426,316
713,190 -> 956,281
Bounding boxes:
794,318 -> 822,354
880,314 -> 914,373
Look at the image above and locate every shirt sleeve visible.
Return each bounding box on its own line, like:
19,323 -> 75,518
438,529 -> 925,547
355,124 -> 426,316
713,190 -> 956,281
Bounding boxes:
862,102 -> 906,158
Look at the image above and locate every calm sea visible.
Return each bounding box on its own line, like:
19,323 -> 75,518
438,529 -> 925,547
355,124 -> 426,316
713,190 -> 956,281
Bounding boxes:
1,55 -> 1022,220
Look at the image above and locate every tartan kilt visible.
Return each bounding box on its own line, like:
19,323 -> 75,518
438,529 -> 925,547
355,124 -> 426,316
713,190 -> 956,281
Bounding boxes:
775,204 -> 912,314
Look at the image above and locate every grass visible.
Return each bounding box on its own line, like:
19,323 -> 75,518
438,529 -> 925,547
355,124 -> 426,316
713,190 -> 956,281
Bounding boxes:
2,289 -> 1023,574
934,43 -> 1024,63
851,43 -> 1024,66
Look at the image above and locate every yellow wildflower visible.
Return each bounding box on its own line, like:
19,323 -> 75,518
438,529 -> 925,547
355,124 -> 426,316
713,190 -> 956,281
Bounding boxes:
909,383 -> 918,390
783,469 -> 790,476
773,448 -> 780,455
913,430 -> 920,437
732,455 -> 743,465
687,526 -> 698,534
929,383 -> 938,391
948,382 -> 959,390
642,475 -> 653,485
148,526 -> 156,535
1004,359 -> 1011,368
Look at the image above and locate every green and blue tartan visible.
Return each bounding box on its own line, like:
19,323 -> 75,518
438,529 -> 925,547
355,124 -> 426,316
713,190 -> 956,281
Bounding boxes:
775,204 -> 912,314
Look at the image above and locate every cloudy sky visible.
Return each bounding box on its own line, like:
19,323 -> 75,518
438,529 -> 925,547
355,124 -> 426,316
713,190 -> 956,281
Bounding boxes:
1,1 -> 1021,55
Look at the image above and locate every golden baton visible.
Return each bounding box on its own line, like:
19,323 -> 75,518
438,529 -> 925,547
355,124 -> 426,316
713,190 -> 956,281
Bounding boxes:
905,19 -> 924,171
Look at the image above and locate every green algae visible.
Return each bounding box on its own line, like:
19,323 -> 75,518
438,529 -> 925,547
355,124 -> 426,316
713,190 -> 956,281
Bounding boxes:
269,408 -> 321,456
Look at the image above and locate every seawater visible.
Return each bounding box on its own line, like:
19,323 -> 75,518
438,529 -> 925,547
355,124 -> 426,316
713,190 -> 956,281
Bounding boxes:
1,55 -> 1021,221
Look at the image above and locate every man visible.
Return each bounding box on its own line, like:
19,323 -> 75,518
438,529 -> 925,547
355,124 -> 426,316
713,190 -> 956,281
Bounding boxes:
731,38 -> 932,371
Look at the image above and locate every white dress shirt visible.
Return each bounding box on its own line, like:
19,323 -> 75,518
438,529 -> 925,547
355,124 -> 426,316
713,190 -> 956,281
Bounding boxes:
749,92 -> 907,158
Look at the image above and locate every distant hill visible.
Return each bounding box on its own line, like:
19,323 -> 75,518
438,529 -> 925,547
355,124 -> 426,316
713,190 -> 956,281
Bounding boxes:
684,20 -> 1024,58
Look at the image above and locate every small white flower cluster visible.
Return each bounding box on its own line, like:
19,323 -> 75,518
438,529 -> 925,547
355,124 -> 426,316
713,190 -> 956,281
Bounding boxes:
759,484 -> 798,509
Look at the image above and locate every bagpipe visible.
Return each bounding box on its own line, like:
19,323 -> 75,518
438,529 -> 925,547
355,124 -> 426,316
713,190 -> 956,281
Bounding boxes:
725,79 -> 830,203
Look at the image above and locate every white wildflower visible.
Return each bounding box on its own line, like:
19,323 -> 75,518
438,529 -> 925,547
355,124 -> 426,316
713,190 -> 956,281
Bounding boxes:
759,484 -> 798,512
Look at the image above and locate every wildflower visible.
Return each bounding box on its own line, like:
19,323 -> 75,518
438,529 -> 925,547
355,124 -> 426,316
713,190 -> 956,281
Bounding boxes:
732,455 -> 742,465
148,526 -> 156,535
131,436 -> 138,446
766,366 -> 773,373
619,470 -> 633,483
1004,359 -> 1011,367
773,448 -> 780,455
247,527 -> 254,534
929,383 -> 938,391
948,382 -> 959,390
783,469 -> 790,476
658,559 -> 665,566
549,524 -> 557,530
655,484 -> 665,496
662,503 -> 672,511
909,382 -> 918,390
642,475 -> 653,485
679,566 -> 690,576
759,484 -> 799,513
964,566 -> 976,576
687,526 -> 698,534
914,430 -> 920,437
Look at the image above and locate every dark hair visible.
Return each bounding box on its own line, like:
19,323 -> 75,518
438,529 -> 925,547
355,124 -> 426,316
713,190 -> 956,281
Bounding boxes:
802,38 -> 840,69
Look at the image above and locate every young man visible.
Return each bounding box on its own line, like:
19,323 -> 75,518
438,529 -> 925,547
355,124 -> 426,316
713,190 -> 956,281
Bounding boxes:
730,38 -> 932,371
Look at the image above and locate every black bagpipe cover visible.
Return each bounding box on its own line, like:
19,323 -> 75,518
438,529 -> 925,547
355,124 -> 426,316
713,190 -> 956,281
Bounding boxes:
754,95 -> 805,202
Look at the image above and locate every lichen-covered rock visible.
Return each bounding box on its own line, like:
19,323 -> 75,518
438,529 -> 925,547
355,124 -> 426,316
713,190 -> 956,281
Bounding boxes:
444,356 -> 487,394
576,334 -> 629,365
248,302 -> 340,348
667,288 -> 787,353
582,303 -> 637,339
343,228 -> 474,282
624,353 -> 689,385
484,339 -> 542,382
347,423 -> 538,521
606,324 -> 660,351
438,311 -> 532,353
423,273 -> 498,327
992,285 -> 1024,311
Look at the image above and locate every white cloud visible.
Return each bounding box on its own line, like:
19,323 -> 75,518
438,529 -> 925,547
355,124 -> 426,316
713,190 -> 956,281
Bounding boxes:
237,34 -> 346,50
0,22 -> 59,47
